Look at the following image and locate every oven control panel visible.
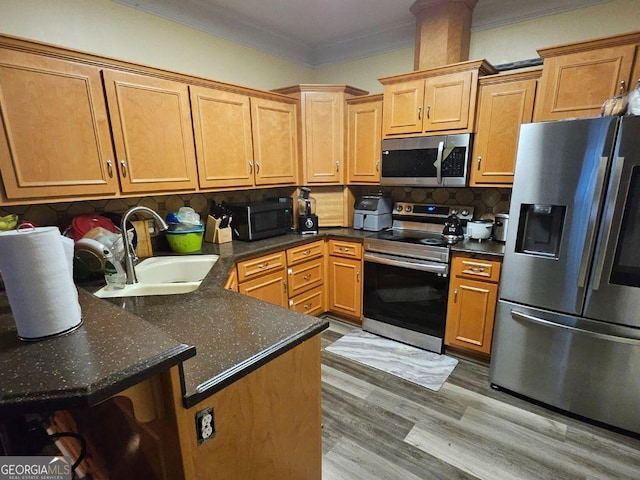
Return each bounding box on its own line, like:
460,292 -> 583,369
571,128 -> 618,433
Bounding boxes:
393,203 -> 474,221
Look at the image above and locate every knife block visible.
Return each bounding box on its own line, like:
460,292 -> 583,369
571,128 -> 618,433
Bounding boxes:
205,215 -> 232,244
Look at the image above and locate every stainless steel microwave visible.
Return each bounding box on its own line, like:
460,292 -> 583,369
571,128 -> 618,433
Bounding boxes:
224,198 -> 293,241
380,133 -> 472,187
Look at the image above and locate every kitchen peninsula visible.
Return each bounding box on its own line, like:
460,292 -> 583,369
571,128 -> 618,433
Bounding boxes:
0,232 -> 341,479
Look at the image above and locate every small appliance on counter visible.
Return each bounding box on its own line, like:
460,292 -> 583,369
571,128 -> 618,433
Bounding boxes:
224,198 -> 293,241
467,218 -> 494,241
493,213 -> 509,242
297,187 -> 319,234
353,194 -> 393,231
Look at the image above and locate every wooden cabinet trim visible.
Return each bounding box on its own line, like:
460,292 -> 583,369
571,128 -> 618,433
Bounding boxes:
378,58 -> 497,85
537,31 -> 640,58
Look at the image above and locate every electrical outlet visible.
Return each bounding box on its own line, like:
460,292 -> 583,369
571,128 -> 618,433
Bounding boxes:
195,407 -> 215,444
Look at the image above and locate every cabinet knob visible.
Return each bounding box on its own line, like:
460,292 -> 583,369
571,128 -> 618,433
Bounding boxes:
477,156 -> 482,171
119,159 -> 127,178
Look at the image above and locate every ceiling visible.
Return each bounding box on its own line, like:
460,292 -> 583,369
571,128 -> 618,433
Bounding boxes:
115,0 -> 608,66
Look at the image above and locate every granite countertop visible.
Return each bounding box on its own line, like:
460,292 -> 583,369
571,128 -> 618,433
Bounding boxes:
451,237 -> 505,257
0,289 -> 196,415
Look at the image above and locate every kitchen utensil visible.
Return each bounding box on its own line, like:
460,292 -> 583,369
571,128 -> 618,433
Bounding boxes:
467,219 -> 493,240
493,213 -> 509,242
74,238 -> 110,273
165,227 -> 204,253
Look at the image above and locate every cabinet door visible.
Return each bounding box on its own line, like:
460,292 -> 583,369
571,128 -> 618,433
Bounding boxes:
328,256 -> 362,321
250,97 -> 298,186
534,44 -> 636,121
190,86 -> 254,189
470,79 -> 537,186
0,48 -> 118,200
423,70 -> 472,132
102,70 -> 198,194
303,91 -> 343,184
445,276 -> 498,355
347,98 -> 382,184
382,80 -> 424,136
239,269 -> 288,308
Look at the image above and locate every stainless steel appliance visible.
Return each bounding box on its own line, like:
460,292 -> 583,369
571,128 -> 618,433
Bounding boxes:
380,134 -> 472,187
353,194 -> 393,231
224,198 -> 293,241
296,187 -> 318,234
363,202 -> 474,353
490,115 -> 640,434
492,213 -> 509,242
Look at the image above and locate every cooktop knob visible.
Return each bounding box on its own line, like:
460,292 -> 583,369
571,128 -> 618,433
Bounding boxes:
396,205 -> 403,212
461,209 -> 469,216
405,205 -> 412,212
451,208 -> 459,215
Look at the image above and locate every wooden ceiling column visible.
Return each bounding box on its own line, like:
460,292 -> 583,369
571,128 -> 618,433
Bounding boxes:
410,0 -> 478,70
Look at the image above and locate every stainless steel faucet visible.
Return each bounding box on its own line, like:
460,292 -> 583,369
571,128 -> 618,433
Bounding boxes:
120,206 -> 169,284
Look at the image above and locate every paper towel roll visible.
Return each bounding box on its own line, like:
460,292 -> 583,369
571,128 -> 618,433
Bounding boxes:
0,226 -> 82,340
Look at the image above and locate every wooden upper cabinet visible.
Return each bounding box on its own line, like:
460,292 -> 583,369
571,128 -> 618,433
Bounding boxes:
534,32 -> 640,121
470,69 -> 540,187
381,79 -> 424,136
380,60 -> 496,138
423,70 -> 472,132
190,86 -> 254,189
272,85 -> 367,185
0,48 -> 118,200
347,95 -> 383,184
250,97 -> 298,186
102,70 -> 198,194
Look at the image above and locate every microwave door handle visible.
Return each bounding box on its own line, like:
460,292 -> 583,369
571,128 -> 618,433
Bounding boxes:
578,156 -> 609,287
434,141 -> 444,185
591,157 -> 625,291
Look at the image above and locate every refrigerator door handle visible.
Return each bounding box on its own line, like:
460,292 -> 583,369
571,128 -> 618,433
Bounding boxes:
592,157 -> 625,291
511,310 -> 640,345
578,156 -> 609,288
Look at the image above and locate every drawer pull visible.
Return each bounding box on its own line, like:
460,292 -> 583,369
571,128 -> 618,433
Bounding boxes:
304,303 -> 311,310
470,267 -> 485,273
302,250 -> 310,256
258,262 -> 269,269
303,274 -> 311,281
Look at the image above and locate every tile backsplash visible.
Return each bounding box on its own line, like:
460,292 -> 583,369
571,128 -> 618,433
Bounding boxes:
0,186 -> 510,230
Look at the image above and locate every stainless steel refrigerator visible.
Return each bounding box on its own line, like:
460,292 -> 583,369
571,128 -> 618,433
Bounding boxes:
490,115 -> 640,434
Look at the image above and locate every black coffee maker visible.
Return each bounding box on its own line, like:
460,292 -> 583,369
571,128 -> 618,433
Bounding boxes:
297,187 -> 318,234
442,214 -> 464,243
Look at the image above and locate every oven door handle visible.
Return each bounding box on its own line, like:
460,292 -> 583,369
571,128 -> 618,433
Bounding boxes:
364,252 -> 448,275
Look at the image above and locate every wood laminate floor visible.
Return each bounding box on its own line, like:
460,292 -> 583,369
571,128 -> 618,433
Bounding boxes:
321,320 -> 640,480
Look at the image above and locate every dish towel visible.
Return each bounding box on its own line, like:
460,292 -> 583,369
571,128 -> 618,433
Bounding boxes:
0,226 -> 82,340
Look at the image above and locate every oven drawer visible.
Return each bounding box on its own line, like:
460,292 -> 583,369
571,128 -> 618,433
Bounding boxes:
328,239 -> 362,259
452,256 -> 501,282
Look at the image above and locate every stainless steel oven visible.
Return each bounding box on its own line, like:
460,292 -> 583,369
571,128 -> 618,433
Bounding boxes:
363,203 -> 473,353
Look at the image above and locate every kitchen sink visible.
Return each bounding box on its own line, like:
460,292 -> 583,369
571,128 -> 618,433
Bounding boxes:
94,255 -> 219,298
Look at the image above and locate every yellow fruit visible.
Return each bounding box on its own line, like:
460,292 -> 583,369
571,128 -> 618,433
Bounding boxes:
0,214 -> 19,231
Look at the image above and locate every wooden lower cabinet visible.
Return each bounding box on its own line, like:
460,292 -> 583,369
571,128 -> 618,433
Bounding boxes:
445,255 -> 501,355
327,240 -> 363,322
49,337 -> 323,480
223,269 -> 238,292
238,269 -> 288,308
289,285 -> 324,316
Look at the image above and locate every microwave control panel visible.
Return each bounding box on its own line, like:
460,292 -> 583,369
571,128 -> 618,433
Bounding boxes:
442,147 -> 467,177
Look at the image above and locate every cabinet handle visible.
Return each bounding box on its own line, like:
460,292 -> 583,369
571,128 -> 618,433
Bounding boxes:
336,161 -> 340,172
477,156 -> 482,171
106,159 -> 114,178
470,267 -> 485,273
417,106 -> 422,120
454,288 -> 458,303
302,250 -> 310,256
255,162 -> 261,174
120,159 -> 127,178
303,274 -> 311,281
258,262 -> 269,269
289,299 -> 294,307
249,161 -> 253,174
426,105 -> 431,119
304,303 -> 311,310
619,80 -> 626,94
282,280 -> 287,293
356,270 -> 360,282
376,160 -> 380,172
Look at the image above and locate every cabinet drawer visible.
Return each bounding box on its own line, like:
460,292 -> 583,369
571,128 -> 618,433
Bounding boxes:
287,258 -> 324,297
452,256 -> 501,282
286,241 -> 324,266
236,251 -> 286,282
328,240 -> 362,259
289,285 -> 324,316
